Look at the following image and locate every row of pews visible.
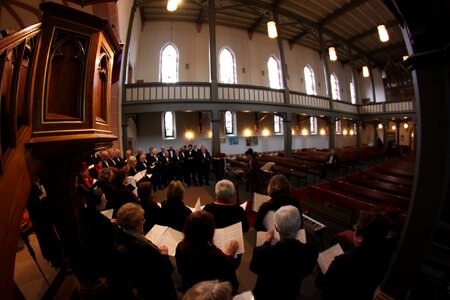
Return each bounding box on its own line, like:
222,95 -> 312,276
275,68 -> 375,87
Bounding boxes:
302,158 -> 414,227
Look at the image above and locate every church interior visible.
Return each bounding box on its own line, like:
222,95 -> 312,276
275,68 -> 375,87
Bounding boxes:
0,0 -> 449,299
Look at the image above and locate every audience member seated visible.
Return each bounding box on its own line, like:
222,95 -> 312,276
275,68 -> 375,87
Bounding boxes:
250,205 -> 318,300
160,180 -> 192,232
203,179 -> 249,232
176,211 -> 239,294
315,211 -> 390,300
79,189 -> 116,288
110,169 -> 140,217
320,149 -> 340,178
114,203 -> 178,300
182,280 -> 232,300
137,181 -> 162,233
254,175 -> 302,232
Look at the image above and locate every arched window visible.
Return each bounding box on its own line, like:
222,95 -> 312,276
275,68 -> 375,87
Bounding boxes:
160,44 -> 178,83
335,119 -> 342,134
330,73 -> 340,100
350,80 -> 356,104
310,116 -> 318,135
162,111 -> 176,139
219,48 -> 236,84
274,114 -> 283,134
304,65 -> 316,95
268,56 -> 282,89
225,111 -> 233,135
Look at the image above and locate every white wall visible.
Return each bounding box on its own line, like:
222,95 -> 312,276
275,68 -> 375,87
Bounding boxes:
134,21 -> 365,102
126,8 -> 142,83
356,68 -> 386,103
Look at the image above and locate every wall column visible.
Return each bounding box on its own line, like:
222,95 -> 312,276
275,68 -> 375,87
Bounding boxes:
356,121 -> 362,148
319,30 -> 332,103
283,112 -> 292,157
208,0 -> 218,102
327,117 -> 335,149
210,110 -> 221,156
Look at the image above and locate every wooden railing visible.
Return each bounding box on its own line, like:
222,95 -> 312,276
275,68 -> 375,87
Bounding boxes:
124,82 -> 414,116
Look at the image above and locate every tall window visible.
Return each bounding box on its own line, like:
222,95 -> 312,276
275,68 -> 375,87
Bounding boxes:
160,44 -> 178,83
330,73 -> 340,100
350,80 -> 356,104
335,119 -> 342,134
268,56 -> 281,89
219,48 -> 236,84
162,112 -> 176,138
353,123 -> 358,135
310,116 -> 318,135
225,111 -> 233,134
274,115 -> 283,134
304,65 -> 316,95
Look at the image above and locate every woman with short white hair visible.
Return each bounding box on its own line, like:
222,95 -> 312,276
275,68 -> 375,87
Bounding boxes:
250,205 -> 318,300
182,280 -> 232,300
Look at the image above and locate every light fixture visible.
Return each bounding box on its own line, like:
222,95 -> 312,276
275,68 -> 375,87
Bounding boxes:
291,129 -> 296,135
377,25 -> 389,42
404,123 -> 409,129
378,123 -> 383,129
349,129 -> 354,136
301,128 -> 308,136
185,130 -> 194,140
319,128 -> 326,136
411,132 -> 414,138
262,128 -> 270,136
343,129 -> 348,136
362,66 -> 370,78
392,125 -> 397,130
167,0 -> 178,12
328,47 -> 337,61
243,128 -> 252,137
267,21 -> 278,39
208,131 -> 212,138
403,55 -> 409,61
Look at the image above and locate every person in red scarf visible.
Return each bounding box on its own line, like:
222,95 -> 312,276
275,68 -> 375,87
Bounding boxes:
76,163 -> 95,196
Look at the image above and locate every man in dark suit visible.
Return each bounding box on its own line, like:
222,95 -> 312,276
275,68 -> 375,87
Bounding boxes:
100,151 -> 111,168
128,156 -> 138,176
321,149 -> 340,178
158,148 -> 170,188
184,144 -> 198,186
107,149 -> 118,167
179,146 -> 188,184
197,145 -> 211,186
136,154 -> 148,172
148,147 -> 162,191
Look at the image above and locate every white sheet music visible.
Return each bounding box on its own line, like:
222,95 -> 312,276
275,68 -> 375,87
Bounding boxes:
100,209 -> 113,220
256,228 -> 306,247
233,291 -> 254,300
317,243 -> 344,274
187,197 -> 204,212
213,222 -> 245,255
145,225 -> 184,256
240,201 -> 248,211
133,170 -> 146,182
253,193 -> 270,212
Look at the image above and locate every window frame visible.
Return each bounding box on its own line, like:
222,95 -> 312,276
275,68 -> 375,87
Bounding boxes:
335,119 -> 342,135
330,73 -> 340,100
304,65 -> 316,95
350,80 -> 357,104
159,43 -> 179,83
267,56 -> 282,89
218,47 -> 237,84
274,114 -> 283,135
162,111 -> 176,140
310,116 -> 318,135
224,111 -> 235,135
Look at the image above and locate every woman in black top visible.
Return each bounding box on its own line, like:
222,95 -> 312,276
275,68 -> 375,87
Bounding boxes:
175,211 -> 239,294
254,175 -> 302,232
137,181 -> 162,233
160,180 -> 192,231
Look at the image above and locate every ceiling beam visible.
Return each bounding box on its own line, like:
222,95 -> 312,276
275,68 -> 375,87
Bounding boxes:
348,19 -> 400,43
248,16 -> 265,33
318,0 -> 370,27
196,7 -> 207,25
289,31 -> 312,45
274,0 -> 289,8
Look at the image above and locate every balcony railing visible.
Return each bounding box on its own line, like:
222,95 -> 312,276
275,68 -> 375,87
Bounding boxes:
124,82 -> 414,116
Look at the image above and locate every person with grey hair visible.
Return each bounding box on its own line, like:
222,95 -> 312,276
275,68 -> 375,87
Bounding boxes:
203,179 -> 249,232
182,280 -> 232,300
127,155 -> 138,176
250,205 -> 318,300
113,203 -> 177,300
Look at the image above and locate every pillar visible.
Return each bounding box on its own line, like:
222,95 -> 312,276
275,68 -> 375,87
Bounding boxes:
283,112 -> 292,157
327,117 -> 335,149
208,0 -> 218,101
210,110 -> 221,156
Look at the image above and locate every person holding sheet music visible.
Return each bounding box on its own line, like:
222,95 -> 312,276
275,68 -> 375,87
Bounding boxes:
315,211 -> 390,300
110,170 -> 140,218
79,189 -> 116,288
160,180 -> 192,232
76,163 -> 95,197
136,154 -> 148,172
250,205 -> 318,300
175,210 -> 239,294
113,203 -> 178,300
254,175 -> 302,232
137,181 -> 162,234
89,158 -> 103,180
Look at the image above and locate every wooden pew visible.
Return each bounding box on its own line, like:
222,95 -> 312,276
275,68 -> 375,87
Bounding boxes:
362,169 -> 414,187
329,179 -> 410,210
345,174 -> 412,198
375,166 -> 414,179
307,185 -> 379,227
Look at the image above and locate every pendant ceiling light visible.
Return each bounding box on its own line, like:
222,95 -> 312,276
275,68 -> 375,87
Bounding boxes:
267,21 -> 278,39
362,66 -> 370,78
377,24 -> 389,42
167,0 -> 178,12
328,47 -> 337,61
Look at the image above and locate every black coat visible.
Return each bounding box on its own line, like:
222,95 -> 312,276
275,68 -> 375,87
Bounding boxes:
250,239 -> 318,300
